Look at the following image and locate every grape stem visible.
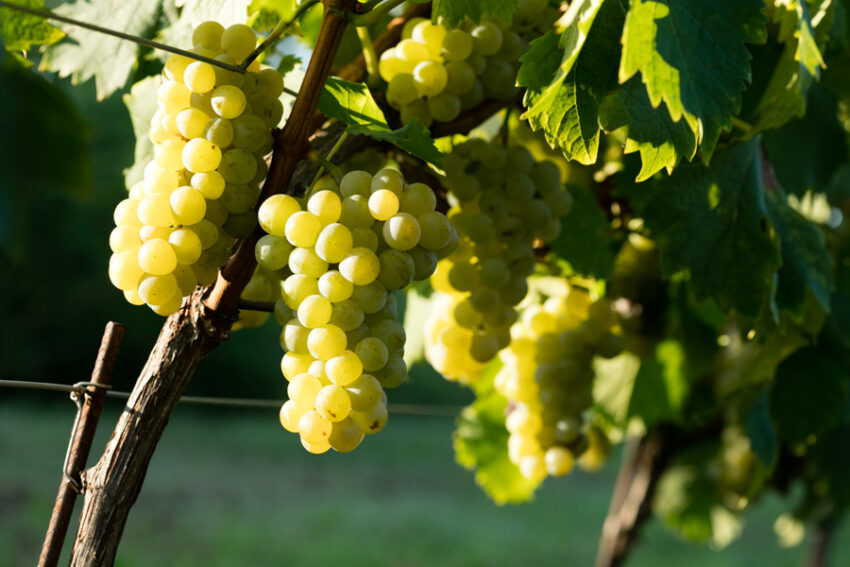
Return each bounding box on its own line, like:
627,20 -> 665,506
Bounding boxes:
349,0 -> 406,27
0,0 -> 247,74
307,130 -> 349,197
239,0 -> 321,70
355,26 -> 380,87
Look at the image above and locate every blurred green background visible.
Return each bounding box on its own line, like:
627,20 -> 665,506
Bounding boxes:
1,49 -> 849,567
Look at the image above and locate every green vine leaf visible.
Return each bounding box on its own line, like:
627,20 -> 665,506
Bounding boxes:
40,0 -> 167,99
764,187 -> 833,317
518,0 -> 623,165
0,0 -> 64,55
750,0 -> 833,132
600,76 -> 697,181
619,0 -> 767,160
549,183 -> 616,278
630,139 -> 781,317
318,77 -> 442,168
431,0 -> 520,27
453,360 -> 541,505
122,76 -> 161,190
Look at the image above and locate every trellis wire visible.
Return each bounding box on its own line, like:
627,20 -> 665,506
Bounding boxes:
0,379 -> 462,417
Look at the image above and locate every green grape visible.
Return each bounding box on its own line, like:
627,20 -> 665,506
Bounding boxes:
480,59 -> 517,100
354,337 -> 389,372
109,225 -> 141,253
287,372 -> 322,405
285,211 -> 323,248
109,251 -> 144,291
307,325 -> 348,361
350,280 -> 387,314
298,409 -> 332,445
169,186 -> 207,225
444,60 -> 475,94
345,374 -> 383,411
328,299 -> 365,331
211,85 -> 247,119
315,384 -> 352,422
255,234 -> 293,271
382,213 -> 421,251
204,118 -> 234,148
339,247 -> 381,285
183,138 -> 222,173
282,274 -> 319,310
168,229 -> 203,265
339,195 -> 375,229
368,189 -> 400,221
329,417 -> 365,452
176,108 -> 210,139
220,23 -> 256,62
408,247 -> 437,280
259,67 -> 284,98
138,273 -> 179,306
386,74 -> 419,109
307,190 -> 342,224
315,223 -> 354,263
400,99 -> 433,127
231,114 -> 267,151
370,319 -> 405,352
340,170 -> 372,198
427,92 -> 461,122
377,249 -> 415,290
164,53 -> 192,83
442,29 -> 473,61
281,318 -> 310,353
413,61 -> 448,97
184,61 -> 216,94
258,194 -> 301,236
318,270 -> 354,303
289,247 -> 328,279
350,402 -> 388,434
138,238 -> 177,276
471,21 -> 503,55
411,20 -> 447,53
218,148 -> 257,183
297,294 -> 333,329
325,350 -> 363,387
418,211 -> 454,250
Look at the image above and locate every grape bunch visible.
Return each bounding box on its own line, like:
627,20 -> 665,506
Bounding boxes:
108,20 -> 285,316
379,16 -> 526,126
424,139 -> 572,383
496,282 -> 622,481
261,168 -> 457,453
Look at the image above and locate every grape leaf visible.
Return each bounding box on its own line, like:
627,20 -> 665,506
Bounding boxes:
769,346 -> 849,443
122,76 -> 161,190
745,391 -> 777,468
518,0 -> 623,165
751,0 -> 832,132
600,76 -> 697,182
631,139 -> 781,317
764,188 -> 833,317
627,340 -> 689,427
549,183 -> 616,279
453,361 -> 540,505
0,50 -> 91,199
619,0 -> 767,160
431,0 -> 520,26
40,0 -> 166,99
592,351 -> 641,428
762,84 -> 848,199
0,0 -> 64,54
318,77 -> 442,168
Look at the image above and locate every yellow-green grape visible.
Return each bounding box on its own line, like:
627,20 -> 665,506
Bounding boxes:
289,247 -> 329,279
307,325 -> 347,361
183,139 -> 222,173
329,418 -> 364,452
285,211 -> 323,248
109,251 -> 144,291
340,170 -> 372,198
325,350 -> 363,387
176,108 -> 210,139
169,187 -> 207,225
138,239 -> 177,276
315,385 -> 352,422
220,23 -> 256,62
368,189 -> 400,221
204,117 -> 234,148
183,61 -> 216,94
382,213 -> 421,251
354,337 -> 389,372
297,294 -> 333,329
350,402 -> 388,434
318,270 -> 354,303
346,373 -> 383,411
258,194 -> 301,236
110,225 -> 141,253
298,409 -> 332,445
255,234 -> 292,271
339,247 -> 381,285
315,223 -> 354,264
211,85 -> 247,119
137,274 -> 179,306
168,229 -> 203,265
307,189 -> 343,224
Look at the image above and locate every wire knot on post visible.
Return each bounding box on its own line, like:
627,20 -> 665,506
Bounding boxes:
62,382 -> 113,494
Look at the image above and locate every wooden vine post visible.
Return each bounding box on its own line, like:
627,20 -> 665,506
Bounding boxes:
68,2 -> 354,564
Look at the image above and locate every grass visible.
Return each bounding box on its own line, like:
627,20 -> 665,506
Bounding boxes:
1,402 -> 847,567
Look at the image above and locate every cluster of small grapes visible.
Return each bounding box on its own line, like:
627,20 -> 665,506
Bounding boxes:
424,139 -> 572,383
379,16 -> 526,126
108,21 -> 284,315
257,168 -> 457,453
497,283 -> 622,481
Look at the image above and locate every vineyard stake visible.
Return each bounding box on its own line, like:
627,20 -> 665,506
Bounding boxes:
38,322 -> 125,567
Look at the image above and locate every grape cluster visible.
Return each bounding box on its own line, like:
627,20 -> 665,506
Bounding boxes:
424,139 -> 572,383
108,21 -> 285,316
263,169 -> 457,453
379,17 -> 526,126
496,283 -> 622,481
